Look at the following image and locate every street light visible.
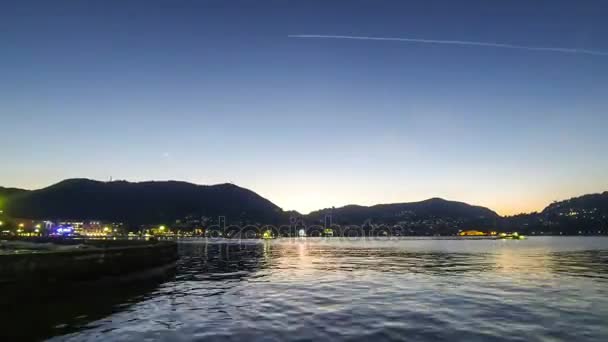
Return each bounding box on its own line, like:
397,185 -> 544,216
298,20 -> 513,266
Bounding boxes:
0,221 -> 3,226
159,225 -> 166,231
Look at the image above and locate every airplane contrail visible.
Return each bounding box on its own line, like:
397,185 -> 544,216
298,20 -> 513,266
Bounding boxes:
288,34 -> 608,57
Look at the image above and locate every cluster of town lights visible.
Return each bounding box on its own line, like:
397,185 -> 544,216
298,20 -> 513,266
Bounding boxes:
0,220 -> 556,239
0,222 -> 123,237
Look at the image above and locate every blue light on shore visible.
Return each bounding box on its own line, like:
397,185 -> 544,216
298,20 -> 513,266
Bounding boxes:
55,226 -> 74,235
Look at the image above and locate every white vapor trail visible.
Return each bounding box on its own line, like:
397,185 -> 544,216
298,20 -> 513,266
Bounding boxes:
288,34 -> 608,57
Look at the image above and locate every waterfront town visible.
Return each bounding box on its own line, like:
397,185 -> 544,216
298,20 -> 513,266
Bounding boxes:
1,210 -> 605,239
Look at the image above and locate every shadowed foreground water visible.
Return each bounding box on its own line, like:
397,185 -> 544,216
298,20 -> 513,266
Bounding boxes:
24,237 -> 608,341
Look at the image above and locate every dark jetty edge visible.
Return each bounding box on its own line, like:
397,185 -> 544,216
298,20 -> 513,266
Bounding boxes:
0,238 -> 178,341
0,238 -> 178,287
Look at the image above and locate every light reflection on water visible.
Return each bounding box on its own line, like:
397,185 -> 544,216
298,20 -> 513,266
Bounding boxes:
47,237 -> 608,341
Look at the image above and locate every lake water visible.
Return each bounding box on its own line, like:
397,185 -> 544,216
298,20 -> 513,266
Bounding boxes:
15,237 -> 608,341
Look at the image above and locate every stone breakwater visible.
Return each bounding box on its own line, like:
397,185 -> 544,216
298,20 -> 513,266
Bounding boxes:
0,239 -> 178,287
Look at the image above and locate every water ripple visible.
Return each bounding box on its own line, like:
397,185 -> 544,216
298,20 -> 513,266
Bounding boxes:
30,237 -> 608,341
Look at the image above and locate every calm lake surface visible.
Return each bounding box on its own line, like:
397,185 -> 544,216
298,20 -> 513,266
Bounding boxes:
25,237 -> 608,341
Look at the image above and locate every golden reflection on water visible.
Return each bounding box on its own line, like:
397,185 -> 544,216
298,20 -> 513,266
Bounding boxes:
268,240 -> 324,280
492,244 -> 551,277
257,238 -> 608,282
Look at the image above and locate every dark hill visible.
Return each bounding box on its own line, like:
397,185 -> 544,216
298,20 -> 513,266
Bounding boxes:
0,186 -> 29,210
500,191 -> 608,235
4,179 -> 285,224
3,178 -> 606,234
306,197 -> 499,225
0,186 -> 28,198
542,191 -> 608,215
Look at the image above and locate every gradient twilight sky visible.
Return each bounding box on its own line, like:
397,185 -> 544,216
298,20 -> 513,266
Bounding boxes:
1,0 -> 607,215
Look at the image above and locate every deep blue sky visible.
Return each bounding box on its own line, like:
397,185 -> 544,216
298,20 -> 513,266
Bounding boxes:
1,0 -> 607,214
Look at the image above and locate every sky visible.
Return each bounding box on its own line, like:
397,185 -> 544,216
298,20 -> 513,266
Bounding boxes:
1,0 -> 607,215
